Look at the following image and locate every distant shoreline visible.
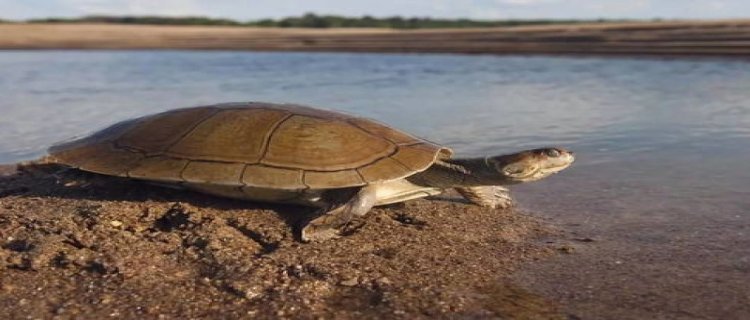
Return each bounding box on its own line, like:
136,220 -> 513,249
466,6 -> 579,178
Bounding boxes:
2,20 -> 750,56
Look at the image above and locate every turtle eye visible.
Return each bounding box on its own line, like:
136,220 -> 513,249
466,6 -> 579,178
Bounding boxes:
545,149 -> 561,157
503,165 -> 525,176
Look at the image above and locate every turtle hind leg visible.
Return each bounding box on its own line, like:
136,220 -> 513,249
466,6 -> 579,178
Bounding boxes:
301,185 -> 377,242
455,186 -> 513,209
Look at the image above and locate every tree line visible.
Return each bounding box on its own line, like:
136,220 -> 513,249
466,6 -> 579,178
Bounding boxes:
21,13 -> 622,29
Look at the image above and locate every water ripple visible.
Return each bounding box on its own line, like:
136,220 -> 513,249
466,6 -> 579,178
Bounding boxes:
1,51 -> 750,166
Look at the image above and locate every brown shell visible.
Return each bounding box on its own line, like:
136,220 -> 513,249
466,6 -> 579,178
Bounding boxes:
48,102 -> 452,190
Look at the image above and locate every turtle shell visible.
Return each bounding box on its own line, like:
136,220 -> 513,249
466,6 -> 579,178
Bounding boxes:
48,102 -> 452,190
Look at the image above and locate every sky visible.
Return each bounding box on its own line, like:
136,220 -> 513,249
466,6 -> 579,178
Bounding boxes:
1,0 -> 747,21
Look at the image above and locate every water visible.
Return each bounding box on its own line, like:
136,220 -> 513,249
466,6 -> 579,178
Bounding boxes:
1,51 -> 749,317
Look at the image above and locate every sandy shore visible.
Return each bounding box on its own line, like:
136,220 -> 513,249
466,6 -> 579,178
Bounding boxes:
0,164 -> 581,318
2,20 -> 750,56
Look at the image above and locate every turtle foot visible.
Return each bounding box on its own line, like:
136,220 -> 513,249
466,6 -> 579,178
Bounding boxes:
300,224 -> 342,242
299,185 -> 377,242
456,186 -> 514,209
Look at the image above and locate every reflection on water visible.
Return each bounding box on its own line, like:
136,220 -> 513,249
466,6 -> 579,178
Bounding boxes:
1,50 -> 749,317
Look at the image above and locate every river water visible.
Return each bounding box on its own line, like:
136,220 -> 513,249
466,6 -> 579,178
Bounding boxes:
1,51 -> 749,318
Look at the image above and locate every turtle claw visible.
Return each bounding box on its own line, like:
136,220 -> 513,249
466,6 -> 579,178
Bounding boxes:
300,224 -> 342,242
492,192 -> 514,209
456,186 -> 514,209
300,205 -> 351,242
299,185 -> 377,242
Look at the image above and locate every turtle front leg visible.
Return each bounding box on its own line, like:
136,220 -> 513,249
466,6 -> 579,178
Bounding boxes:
301,185 -> 377,242
455,186 -> 513,209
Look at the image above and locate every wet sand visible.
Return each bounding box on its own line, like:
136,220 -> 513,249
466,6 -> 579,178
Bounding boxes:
1,20 -> 750,56
0,164 -> 577,319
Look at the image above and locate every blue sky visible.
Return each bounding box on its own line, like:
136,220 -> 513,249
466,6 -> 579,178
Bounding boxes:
1,0 -> 747,20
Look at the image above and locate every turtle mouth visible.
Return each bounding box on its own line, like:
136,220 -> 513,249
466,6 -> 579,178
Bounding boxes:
538,165 -> 569,176
527,151 -> 575,179
540,153 -> 575,175
516,166 -> 565,181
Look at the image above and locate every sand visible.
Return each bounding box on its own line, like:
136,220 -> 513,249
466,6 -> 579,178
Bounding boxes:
0,164 -> 575,319
1,20 -> 750,56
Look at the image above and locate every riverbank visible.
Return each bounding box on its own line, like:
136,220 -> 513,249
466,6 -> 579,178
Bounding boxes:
0,164 -> 577,318
1,20 -> 750,56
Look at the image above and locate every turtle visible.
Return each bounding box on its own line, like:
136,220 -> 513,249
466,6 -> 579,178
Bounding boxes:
47,102 -> 575,241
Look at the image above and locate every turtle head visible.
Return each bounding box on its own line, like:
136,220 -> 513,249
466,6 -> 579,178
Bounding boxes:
487,147 -> 575,183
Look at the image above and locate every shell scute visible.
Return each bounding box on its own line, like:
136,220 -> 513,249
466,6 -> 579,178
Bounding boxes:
167,109 -> 289,163
181,161 -> 245,185
241,165 -> 306,189
56,143 -> 143,176
127,156 -> 188,181
261,115 -> 395,171
358,157 -> 413,183
390,143 -> 451,172
348,118 -> 421,145
304,170 -> 364,189
116,107 -> 219,154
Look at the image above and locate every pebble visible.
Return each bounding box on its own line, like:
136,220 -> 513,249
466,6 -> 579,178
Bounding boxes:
376,277 -> 392,286
557,245 -> 575,254
340,277 -> 359,287
110,220 -> 123,227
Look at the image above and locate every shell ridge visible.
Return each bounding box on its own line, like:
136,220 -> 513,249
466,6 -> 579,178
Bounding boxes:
239,164 -> 251,187
398,141 -> 422,147
258,113 -> 295,164
177,159 -> 191,183
260,115 -> 398,171
178,159 -> 192,182
300,171 -> 312,189
241,162 -> 376,175
179,160 -> 245,186
354,168 -> 366,183
74,142 -> 144,177
109,142 -> 153,179
354,145 -> 401,171
388,154 -> 417,172
345,118 -> 401,145
125,156 -> 190,183
161,108 -> 222,155
354,170 -> 367,183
